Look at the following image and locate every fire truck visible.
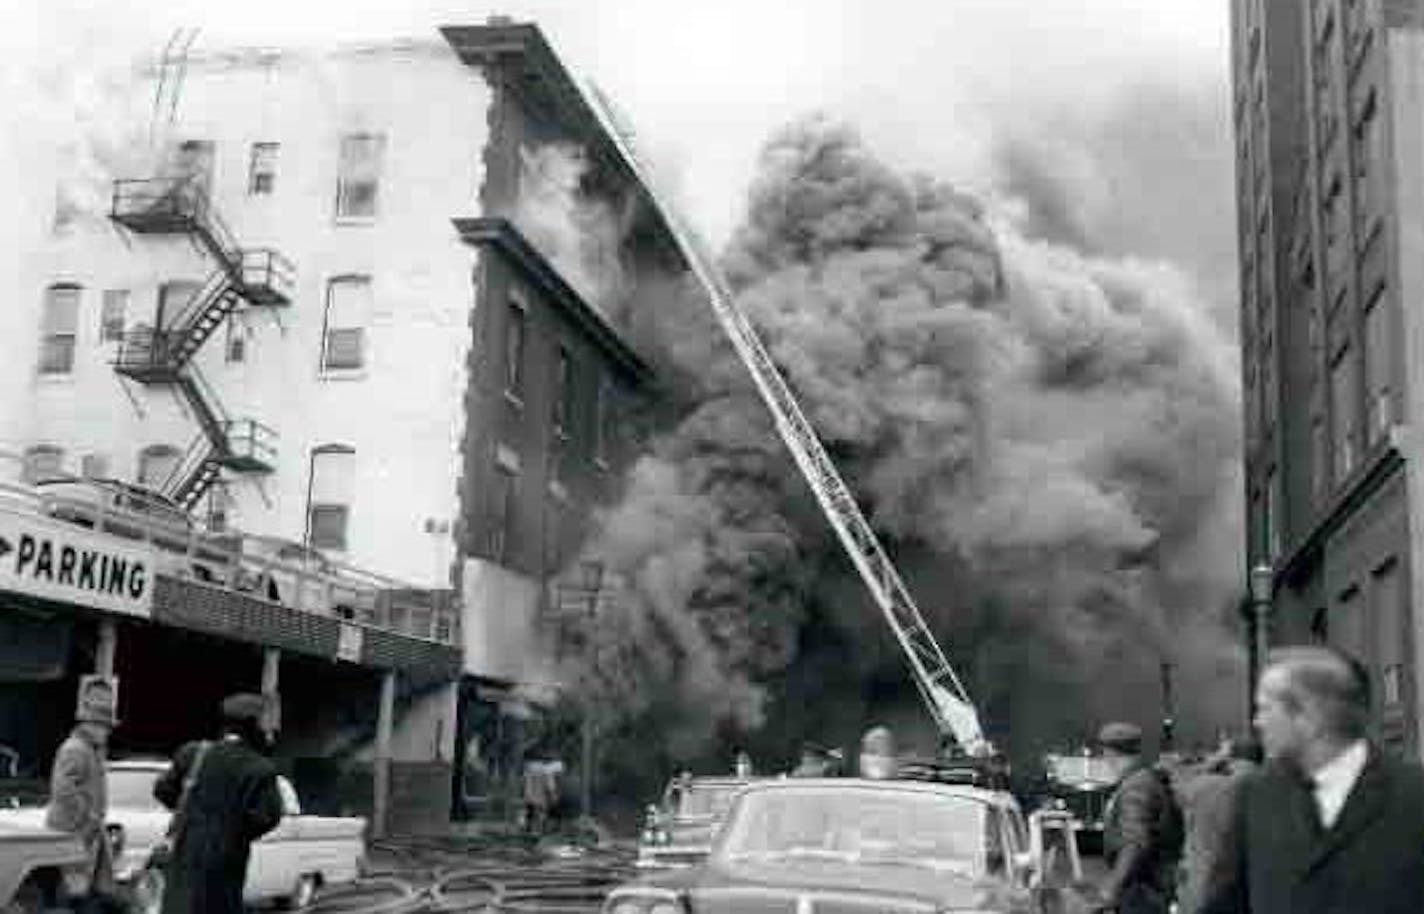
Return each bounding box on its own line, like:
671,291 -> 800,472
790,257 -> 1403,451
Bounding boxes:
1041,749 -> 1118,856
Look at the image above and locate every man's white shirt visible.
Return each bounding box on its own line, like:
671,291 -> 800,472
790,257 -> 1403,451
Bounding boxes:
1309,738 -> 1368,829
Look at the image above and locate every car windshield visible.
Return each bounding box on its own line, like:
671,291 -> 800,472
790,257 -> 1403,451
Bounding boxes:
677,783 -> 741,818
717,786 -> 988,877
109,768 -> 163,811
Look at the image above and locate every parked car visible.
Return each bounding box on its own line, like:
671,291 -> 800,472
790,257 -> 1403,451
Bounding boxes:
0,759 -> 366,912
636,774 -> 757,869
609,777 -> 1089,914
0,820 -> 87,914
32,477 -> 231,582
212,532 -> 378,621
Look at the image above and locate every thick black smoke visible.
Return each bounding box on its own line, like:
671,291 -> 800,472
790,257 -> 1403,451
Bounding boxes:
549,114 -> 1244,772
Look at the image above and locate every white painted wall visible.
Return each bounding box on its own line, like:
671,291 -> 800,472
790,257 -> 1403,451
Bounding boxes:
12,41 -> 491,587
461,556 -> 560,687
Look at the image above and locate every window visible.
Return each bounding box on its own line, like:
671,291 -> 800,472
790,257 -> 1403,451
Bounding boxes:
38,284 -> 80,375
1335,585 -> 1365,659
136,444 -> 181,490
172,139 -> 214,191
1373,559 -> 1405,707
335,133 -> 385,219
321,276 -> 371,372
593,375 -> 612,465
80,454 -> 108,479
490,466 -> 518,563
21,446 -> 64,484
543,498 -> 565,575
553,346 -> 573,437
100,290 -> 128,343
1311,415 -> 1329,502
1330,347 -> 1358,481
226,315 -> 246,363
307,445 -> 355,551
504,299 -> 527,398
1265,469 -> 1282,560
206,481 -> 232,533
247,142 -> 279,196
1364,290 -> 1392,442
157,279 -> 202,329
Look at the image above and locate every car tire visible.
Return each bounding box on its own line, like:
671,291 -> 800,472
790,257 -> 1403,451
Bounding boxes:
281,874 -> 320,910
0,875 -> 47,914
129,865 -> 165,914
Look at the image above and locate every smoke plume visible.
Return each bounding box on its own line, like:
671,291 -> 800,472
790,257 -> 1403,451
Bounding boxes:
555,114 -> 1243,767
513,142 -> 635,319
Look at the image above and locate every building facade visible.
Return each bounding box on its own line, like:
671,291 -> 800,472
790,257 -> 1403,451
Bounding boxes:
4,20 -> 670,824
1233,0 -> 1424,756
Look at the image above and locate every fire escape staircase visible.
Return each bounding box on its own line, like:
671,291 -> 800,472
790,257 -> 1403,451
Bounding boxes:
109,176 -> 293,510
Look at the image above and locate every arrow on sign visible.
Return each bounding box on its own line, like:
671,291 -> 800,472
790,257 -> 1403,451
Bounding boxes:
0,535 -> 10,562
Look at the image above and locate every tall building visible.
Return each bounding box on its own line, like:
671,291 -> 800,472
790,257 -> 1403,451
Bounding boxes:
1233,0 -> 1424,756
2,20 -> 671,825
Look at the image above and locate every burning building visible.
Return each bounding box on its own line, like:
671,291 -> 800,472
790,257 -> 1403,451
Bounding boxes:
2,19 -> 679,828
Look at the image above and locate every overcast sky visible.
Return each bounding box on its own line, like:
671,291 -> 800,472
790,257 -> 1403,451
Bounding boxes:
0,1 -> 1237,446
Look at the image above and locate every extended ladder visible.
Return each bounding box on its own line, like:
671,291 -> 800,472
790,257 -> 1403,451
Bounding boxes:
580,84 -> 987,753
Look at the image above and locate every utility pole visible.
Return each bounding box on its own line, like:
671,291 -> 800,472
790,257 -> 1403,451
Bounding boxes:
578,561 -> 604,825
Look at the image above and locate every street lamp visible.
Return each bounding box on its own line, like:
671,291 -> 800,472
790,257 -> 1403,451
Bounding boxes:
1247,562 -> 1274,716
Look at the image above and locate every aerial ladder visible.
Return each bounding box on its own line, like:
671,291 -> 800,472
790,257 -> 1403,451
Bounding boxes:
579,84 -> 989,756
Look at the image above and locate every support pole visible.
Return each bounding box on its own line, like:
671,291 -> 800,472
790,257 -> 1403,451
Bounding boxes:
95,619 -> 118,677
261,648 -> 281,739
374,670 -> 396,839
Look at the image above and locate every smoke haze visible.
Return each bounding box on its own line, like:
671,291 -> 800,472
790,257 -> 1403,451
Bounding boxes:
557,114 -> 1244,766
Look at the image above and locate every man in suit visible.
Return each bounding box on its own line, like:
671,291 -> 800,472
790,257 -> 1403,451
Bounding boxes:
1097,722 -> 1182,914
46,676 -> 119,912
1194,646 -> 1424,914
153,693 -> 284,914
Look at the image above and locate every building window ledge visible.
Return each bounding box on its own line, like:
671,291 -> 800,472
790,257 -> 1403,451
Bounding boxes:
317,368 -> 369,382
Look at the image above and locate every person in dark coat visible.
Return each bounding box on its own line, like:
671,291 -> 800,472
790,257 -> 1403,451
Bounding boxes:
1177,737 -> 1261,914
1194,646 -> 1424,914
153,692 -> 284,914
1097,721 -> 1181,914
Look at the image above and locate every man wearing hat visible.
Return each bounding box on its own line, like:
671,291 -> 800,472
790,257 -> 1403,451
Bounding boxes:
1096,721 -> 1183,914
153,692 -> 284,914
47,676 -> 119,912
791,743 -> 831,778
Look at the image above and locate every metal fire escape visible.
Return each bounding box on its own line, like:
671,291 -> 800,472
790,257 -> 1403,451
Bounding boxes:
110,176 -> 293,510
581,86 -> 988,754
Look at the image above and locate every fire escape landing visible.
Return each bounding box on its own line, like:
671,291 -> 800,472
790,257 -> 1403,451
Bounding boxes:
110,177 -> 293,511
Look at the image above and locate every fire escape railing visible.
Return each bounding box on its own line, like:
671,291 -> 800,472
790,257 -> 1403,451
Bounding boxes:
110,175 -> 293,511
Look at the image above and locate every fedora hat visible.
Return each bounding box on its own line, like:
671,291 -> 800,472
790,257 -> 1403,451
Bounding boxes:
76,676 -> 118,728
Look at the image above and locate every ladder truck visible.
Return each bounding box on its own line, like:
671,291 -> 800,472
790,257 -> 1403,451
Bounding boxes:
579,85 -> 989,757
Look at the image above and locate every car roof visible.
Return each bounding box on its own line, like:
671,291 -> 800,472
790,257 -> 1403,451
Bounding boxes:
674,777 -> 754,788
36,476 -> 181,505
736,777 -> 1016,806
109,759 -> 168,772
